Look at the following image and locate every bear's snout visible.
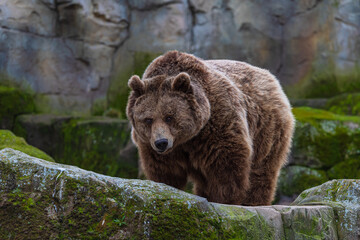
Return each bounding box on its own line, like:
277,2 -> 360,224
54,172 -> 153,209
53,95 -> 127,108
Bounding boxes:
154,138 -> 168,152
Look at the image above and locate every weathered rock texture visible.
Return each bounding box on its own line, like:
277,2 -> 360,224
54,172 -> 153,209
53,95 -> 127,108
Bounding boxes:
293,179 -> 360,240
0,0 -> 359,114
0,148 -> 343,239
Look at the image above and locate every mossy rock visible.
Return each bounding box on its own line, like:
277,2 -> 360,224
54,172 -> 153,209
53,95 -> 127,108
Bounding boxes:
60,117 -> 137,178
325,92 -> 360,116
12,114 -> 73,160
291,107 -> 360,169
0,85 -> 35,129
0,130 -> 54,162
0,148 -> 338,239
293,179 -> 360,240
277,166 -> 328,197
12,114 -> 138,179
293,106 -> 360,123
277,107 -> 360,201
327,157 -> 360,179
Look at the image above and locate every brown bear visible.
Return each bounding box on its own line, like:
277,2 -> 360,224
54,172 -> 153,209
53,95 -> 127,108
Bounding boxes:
126,51 -> 295,206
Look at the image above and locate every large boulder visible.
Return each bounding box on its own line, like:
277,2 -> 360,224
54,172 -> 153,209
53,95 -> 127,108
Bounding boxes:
0,148 -> 339,239
293,179 -> 360,240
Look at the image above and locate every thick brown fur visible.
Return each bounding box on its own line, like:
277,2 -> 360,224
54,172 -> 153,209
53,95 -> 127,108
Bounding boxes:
126,51 -> 295,206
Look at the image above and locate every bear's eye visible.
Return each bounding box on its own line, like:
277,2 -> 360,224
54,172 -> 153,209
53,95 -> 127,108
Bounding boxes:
165,116 -> 173,123
144,118 -> 153,125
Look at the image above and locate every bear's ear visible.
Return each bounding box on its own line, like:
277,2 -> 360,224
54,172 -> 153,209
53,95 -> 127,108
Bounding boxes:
172,72 -> 192,94
128,75 -> 145,96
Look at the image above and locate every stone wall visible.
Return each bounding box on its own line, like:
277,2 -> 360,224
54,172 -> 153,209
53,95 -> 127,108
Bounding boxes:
0,0 -> 359,114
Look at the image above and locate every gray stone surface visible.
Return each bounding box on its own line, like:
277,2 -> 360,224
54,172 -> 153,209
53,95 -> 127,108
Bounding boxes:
293,179 -> 360,240
0,0 -> 359,114
0,148 -> 340,239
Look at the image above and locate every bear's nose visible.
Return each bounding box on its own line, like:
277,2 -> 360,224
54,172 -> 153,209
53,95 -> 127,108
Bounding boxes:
155,138 -> 168,152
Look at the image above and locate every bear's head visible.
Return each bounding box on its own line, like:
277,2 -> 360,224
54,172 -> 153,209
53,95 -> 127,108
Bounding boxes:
126,72 -> 210,154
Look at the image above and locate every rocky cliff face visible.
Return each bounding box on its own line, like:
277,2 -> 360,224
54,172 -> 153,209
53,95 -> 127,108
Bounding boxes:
0,0 -> 359,114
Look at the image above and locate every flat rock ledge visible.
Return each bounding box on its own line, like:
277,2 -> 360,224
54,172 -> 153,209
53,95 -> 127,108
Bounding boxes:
0,148 -> 356,239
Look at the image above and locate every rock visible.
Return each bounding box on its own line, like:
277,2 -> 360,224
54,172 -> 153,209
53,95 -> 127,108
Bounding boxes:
12,114 -> 72,158
1,0 -> 359,114
290,107 -> 360,168
0,0 -> 57,36
293,179 -> 360,240
327,158 -> 360,179
0,0 -> 121,115
0,130 -> 54,162
60,117 -> 137,178
57,0 -> 129,46
0,84 -> 34,129
325,93 -> 360,116
13,114 -> 137,178
0,148 -> 339,239
276,107 -> 360,202
277,166 -> 328,198
290,98 -> 329,109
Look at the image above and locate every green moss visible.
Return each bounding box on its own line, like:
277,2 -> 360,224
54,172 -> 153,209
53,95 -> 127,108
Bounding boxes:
0,169 -> 130,239
60,118 -> 137,178
291,107 -> 360,169
213,205 -> 276,239
325,93 -> 360,116
144,199 -> 219,239
0,84 -> 35,129
0,130 -> 54,162
328,157 -> 360,179
108,51 -> 160,118
292,121 -> 355,169
282,208 -> 334,240
293,107 -> 360,123
103,108 -> 123,118
91,97 -> 108,116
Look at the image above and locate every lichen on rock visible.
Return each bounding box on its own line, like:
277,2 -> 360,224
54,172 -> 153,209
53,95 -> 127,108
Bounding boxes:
0,148 -> 340,239
293,179 -> 360,240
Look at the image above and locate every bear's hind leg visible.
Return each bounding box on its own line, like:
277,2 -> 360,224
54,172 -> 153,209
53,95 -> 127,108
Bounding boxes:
243,122 -> 293,206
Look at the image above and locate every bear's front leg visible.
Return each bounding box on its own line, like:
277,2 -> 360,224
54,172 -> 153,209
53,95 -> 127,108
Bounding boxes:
139,146 -> 188,190
193,137 -> 252,205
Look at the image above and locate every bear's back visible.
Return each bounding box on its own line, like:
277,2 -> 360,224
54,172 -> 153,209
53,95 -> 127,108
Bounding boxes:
205,60 -> 291,111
